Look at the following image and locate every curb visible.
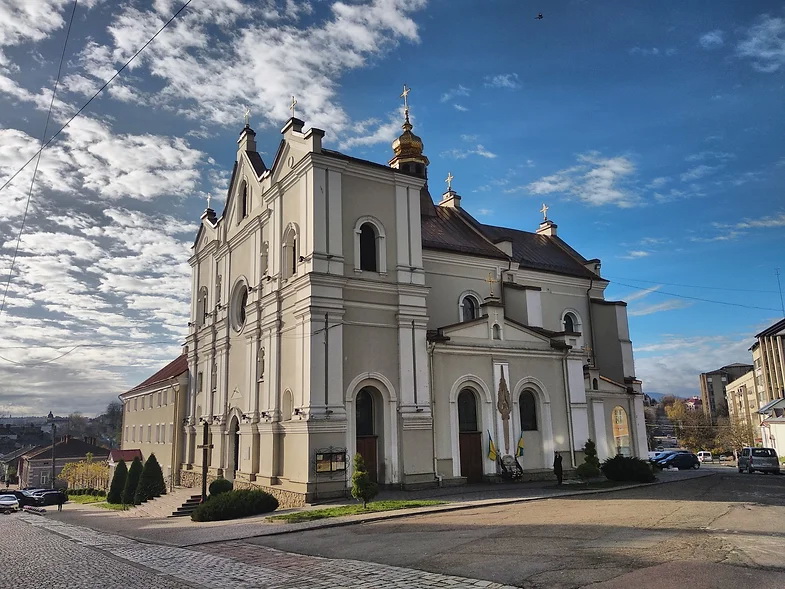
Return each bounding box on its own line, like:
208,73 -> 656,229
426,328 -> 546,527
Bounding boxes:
180,470 -> 717,546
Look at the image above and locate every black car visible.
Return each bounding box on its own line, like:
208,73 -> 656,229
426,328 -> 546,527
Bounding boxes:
33,490 -> 66,506
659,452 -> 700,470
9,490 -> 40,508
649,450 -> 689,464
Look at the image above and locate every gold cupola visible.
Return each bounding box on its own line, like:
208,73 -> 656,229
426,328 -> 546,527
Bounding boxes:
389,85 -> 429,178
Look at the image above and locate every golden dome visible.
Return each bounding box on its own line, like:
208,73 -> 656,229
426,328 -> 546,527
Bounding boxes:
389,109 -> 429,174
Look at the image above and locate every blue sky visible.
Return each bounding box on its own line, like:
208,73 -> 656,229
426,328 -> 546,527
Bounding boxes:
0,0 -> 783,415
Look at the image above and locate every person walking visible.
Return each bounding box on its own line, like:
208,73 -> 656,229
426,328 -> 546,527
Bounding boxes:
553,451 -> 563,485
56,491 -> 65,512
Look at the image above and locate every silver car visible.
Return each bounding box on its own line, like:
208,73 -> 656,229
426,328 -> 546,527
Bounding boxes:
738,447 -> 780,474
0,494 -> 20,514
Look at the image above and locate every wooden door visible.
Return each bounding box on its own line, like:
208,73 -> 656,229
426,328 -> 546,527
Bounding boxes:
356,435 -> 378,483
459,432 -> 483,483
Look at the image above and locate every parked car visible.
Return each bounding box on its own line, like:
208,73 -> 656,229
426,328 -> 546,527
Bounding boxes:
649,450 -> 690,464
659,452 -> 700,470
697,451 -> 713,463
9,490 -> 40,508
33,490 -> 66,506
0,494 -> 20,514
738,447 -> 780,474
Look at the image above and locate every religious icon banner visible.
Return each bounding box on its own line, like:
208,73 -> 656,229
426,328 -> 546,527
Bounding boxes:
493,362 -> 512,456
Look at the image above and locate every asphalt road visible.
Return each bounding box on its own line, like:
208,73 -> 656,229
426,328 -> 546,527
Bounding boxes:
240,466 -> 785,588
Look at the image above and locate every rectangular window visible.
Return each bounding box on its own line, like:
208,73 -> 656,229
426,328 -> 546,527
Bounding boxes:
124,426 -> 128,442
155,425 -> 159,443
147,425 -> 152,443
134,398 -> 138,411
163,390 -> 168,406
149,395 -> 153,409
40,472 -> 49,486
158,392 -> 162,406
131,426 -> 136,442
197,372 -> 203,392
161,425 -> 166,445
169,424 -> 174,442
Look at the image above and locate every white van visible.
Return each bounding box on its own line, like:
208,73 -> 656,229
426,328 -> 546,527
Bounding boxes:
697,451 -> 713,463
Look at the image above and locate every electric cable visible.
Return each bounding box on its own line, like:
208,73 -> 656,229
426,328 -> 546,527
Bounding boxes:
611,281 -> 783,313
607,275 -> 779,295
0,0 -> 78,319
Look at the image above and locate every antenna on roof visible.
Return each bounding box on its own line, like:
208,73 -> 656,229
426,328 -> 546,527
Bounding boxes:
777,268 -> 784,317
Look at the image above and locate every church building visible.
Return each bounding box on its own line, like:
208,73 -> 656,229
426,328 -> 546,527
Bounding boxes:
180,94 -> 648,506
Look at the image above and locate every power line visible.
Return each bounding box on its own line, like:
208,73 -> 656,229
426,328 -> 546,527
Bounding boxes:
0,340 -> 180,367
0,0 -> 78,320
606,275 -> 780,295
612,281 -> 783,313
0,0 -> 194,198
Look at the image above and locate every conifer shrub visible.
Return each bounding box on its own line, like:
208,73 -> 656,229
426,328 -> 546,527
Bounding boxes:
134,454 -> 167,504
191,489 -> 279,522
122,457 -> 143,505
209,477 -> 233,498
576,439 -> 602,479
107,460 -> 128,504
601,455 -> 655,483
351,453 -> 378,508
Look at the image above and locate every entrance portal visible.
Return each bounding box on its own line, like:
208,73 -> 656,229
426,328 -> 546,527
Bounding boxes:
457,388 -> 483,483
229,418 -> 240,478
356,387 -> 379,483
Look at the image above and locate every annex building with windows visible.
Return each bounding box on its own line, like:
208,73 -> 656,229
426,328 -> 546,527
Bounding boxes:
177,103 -> 648,505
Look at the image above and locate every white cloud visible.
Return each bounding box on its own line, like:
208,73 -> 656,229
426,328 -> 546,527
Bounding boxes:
440,84 -> 470,102
619,250 -> 650,260
737,14 -> 785,73
453,104 -> 468,112
620,285 -> 661,302
629,300 -> 691,317
646,176 -> 670,189
680,164 -> 720,182
484,73 -> 520,89
685,151 -> 735,162
699,30 -> 725,50
525,152 -> 638,207
441,144 -> 497,159
629,47 -> 660,56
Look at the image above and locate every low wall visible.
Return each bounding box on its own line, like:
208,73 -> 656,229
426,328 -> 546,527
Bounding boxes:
179,469 -> 305,509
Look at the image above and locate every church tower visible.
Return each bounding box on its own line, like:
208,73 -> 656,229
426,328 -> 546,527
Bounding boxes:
388,85 -> 429,179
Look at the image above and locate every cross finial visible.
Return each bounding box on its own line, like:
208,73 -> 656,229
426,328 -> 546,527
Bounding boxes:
206,193 -> 212,210
540,203 -> 549,221
401,84 -> 410,112
289,95 -> 297,119
485,271 -> 498,298
445,172 -> 454,191
243,106 -> 251,127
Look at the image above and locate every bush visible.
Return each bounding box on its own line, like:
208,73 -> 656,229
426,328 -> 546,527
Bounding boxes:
191,489 -> 279,522
351,453 -> 378,508
134,454 -> 167,504
122,457 -> 143,505
576,439 -> 602,479
601,455 -> 655,483
107,460 -> 128,504
209,478 -> 233,498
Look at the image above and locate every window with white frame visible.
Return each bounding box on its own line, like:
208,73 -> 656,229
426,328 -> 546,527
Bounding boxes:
561,310 -> 584,348
196,286 -> 208,326
459,293 -> 480,322
230,280 -> 249,332
238,180 -> 248,223
353,217 -> 386,274
147,425 -> 152,443
282,224 -> 299,280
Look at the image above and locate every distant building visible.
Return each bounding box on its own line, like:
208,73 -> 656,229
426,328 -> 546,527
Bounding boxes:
18,437 -> 109,488
107,448 -> 144,479
753,318 -> 785,404
0,446 -> 33,482
685,396 -> 703,411
725,370 -> 760,431
699,364 -> 753,422
119,355 -> 188,489
759,397 -> 785,457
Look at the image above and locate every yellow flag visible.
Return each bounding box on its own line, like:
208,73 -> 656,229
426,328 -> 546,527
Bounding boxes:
488,431 -> 498,461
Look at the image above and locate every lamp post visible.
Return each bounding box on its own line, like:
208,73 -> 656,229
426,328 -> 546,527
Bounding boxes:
47,412 -> 57,488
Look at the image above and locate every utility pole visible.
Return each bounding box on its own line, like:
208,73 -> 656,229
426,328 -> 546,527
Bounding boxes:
776,268 -> 784,318
197,420 -> 213,502
46,411 -> 63,488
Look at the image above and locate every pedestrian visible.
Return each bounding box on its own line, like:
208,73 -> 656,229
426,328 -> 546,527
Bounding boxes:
57,491 -> 65,512
553,451 -> 563,485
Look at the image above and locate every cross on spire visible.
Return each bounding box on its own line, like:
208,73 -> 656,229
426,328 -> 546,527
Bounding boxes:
400,84 -> 410,112
540,203 -> 549,221
486,271 -> 498,298
243,106 -> 251,127
206,193 -> 212,210
289,95 -> 297,119
445,172 -> 454,191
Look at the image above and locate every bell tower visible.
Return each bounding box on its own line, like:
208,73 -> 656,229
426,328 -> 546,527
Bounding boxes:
389,85 -> 429,179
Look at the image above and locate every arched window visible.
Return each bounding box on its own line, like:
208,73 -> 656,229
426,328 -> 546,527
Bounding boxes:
457,389 -> 479,432
519,390 -> 538,431
196,286 -> 208,326
460,294 -> 479,322
282,224 -> 298,280
353,217 -> 387,274
356,388 -> 375,436
561,310 -> 584,348
281,390 -> 293,421
230,280 -> 249,332
359,223 -> 378,271
238,182 -> 248,222
592,378 -> 598,390
493,324 -> 502,340
564,313 -> 575,333
612,406 -> 631,456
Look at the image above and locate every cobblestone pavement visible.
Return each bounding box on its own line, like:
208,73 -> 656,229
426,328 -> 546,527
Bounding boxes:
16,513 -> 518,588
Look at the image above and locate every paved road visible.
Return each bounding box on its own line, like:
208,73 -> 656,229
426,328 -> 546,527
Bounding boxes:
240,467 -> 785,588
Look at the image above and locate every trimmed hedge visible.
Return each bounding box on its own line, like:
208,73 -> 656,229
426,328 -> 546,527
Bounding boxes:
134,454 -> 167,504
191,489 -> 279,522
107,460 -> 127,504
209,478 -> 233,497
601,455 -> 655,483
123,457 -> 143,505
66,488 -> 107,497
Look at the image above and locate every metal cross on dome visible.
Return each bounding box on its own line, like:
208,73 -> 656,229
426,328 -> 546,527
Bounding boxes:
289,95 -> 297,119
540,203 -> 549,221
243,106 -> 251,127
445,172 -> 454,191
206,193 -> 211,209
400,84 -> 410,112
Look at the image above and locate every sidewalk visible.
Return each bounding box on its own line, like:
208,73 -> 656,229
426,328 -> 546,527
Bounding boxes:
44,468 -> 715,548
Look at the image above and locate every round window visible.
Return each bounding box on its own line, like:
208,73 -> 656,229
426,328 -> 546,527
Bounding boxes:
230,281 -> 249,332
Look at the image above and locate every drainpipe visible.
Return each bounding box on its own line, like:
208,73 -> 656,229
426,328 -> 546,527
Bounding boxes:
428,341 -> 442,487
585,278 -> 597,367
561,348 -> 577,468
167,378 -> 181,492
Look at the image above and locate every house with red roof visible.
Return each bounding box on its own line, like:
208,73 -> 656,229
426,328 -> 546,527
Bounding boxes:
18,436 -> 109,489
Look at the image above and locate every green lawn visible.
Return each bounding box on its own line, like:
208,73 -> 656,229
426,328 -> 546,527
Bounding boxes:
95,502 -> 131,510
269,500 -> 447,523
68,495 -> 105,504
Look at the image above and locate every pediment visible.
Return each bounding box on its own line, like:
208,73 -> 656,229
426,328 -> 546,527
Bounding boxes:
268,138 -> 310,184
439,317 -> 553,345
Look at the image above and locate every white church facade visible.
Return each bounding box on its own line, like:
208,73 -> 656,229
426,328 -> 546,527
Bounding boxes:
178,100 -> 648,505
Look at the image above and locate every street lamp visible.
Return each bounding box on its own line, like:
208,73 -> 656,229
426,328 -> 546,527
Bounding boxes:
46,412 -> 65,489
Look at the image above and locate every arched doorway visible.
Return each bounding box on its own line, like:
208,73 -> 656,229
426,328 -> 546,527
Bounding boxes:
356,387 -> 380,483
457,388 -> 483,483
229,418 -> 240,478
